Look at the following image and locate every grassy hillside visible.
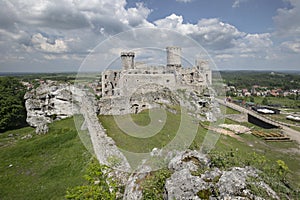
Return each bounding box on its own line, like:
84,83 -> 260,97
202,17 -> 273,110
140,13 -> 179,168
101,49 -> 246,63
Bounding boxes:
1,111 -> 299,199
0,118 -> 91,200
100,110 -> 300,194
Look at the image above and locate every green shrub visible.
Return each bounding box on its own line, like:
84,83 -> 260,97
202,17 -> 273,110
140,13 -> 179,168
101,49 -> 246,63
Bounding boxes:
141,168 -> 171,200
66,159 -> 120,200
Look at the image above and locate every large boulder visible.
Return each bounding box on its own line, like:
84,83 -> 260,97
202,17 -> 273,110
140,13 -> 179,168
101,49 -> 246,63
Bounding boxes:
164,150 -> 279,200
165,168 -> 204,200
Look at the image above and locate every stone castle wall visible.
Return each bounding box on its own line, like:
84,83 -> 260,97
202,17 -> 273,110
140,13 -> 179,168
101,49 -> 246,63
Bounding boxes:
99,47 -> 212,115
118,73 -> 177,96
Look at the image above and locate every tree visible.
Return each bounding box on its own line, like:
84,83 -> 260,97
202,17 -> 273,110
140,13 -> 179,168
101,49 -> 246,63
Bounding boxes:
0,77 -> 27,132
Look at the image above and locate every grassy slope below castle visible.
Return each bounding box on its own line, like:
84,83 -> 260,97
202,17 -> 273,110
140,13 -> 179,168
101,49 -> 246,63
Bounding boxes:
0,118 -> 91,199
100,109 -> 300,197
1,110 -> 299,199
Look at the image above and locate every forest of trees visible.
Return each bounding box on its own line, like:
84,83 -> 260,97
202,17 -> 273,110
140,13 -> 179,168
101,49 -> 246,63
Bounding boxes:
0,77 -> 27,132
220,71 -> 300,90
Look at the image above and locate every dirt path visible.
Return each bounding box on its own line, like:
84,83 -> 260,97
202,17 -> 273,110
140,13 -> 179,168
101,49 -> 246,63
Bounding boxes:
282,126 -> 300,146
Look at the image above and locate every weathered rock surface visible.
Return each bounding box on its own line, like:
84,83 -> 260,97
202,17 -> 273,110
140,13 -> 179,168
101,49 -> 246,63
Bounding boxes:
168,150 -> 209,172
123,165 -> 152,200
164,150 -> 279,200
121,150 -> 280,200
165,168 -> 204,200
35,123 -> 49,134
98,84 -> 179,115
99,85 -> 221,122
24,81 -> 81,133
79,94 -> 131,174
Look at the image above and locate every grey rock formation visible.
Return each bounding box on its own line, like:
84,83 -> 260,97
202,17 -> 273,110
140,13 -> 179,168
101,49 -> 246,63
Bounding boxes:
35,123 -> 49,134
217,166 -> 258,199
24,81 -> 80,133
164,150 -> 279,200
122,165 -> 152,200
168,150 -> 209,172
98,84 -> 180,115
165,168 -> 204,200
79,94 -> 131,173
165,150 -> 210,200
99,85 -> 221,123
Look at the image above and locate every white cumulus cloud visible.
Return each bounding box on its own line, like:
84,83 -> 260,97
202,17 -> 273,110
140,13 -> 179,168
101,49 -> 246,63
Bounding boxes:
0,0 -> 299,71
232,0 -> 248,8
280,40 -> 300,53
31,33 -> 68,53
273,0 -> 300,37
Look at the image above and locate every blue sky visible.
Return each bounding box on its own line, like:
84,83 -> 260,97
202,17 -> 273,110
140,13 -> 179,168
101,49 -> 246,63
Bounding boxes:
129,0 -> 288,33
0,0 -> 299,72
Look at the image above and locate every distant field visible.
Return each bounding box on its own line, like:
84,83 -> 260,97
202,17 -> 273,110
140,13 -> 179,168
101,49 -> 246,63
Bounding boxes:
0,118 -> 91,200
232,96 -> 300,108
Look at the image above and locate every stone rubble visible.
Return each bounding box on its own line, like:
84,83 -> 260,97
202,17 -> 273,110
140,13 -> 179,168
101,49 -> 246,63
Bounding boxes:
21,134 -> 33,140
219,124 -> 252,134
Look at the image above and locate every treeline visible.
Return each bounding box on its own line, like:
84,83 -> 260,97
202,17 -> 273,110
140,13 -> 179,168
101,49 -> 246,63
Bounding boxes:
0,77 -> 27,132
220,71 -> 300,90
19,73 -> 77,83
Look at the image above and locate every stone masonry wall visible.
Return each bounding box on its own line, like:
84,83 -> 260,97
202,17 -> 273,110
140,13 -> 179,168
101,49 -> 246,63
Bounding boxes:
80,94 -> 131,172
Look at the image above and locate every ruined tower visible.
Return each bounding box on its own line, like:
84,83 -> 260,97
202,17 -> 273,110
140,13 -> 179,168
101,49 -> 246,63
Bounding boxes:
166,46 -> 181,68
121,52 -> 135,70
196,59 -> 212,85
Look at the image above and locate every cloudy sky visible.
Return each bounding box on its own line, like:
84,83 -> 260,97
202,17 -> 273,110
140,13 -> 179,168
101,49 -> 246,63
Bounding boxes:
0,0 -> 300,72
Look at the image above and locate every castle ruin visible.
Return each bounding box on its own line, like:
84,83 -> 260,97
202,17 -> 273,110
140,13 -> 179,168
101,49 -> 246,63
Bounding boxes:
99,47 -> 212,115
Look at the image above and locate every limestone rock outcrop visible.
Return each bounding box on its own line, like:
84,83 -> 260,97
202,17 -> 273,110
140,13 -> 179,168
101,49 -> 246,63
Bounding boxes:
98,84 -> 180,115
121,150 -> 279,200
164,150 -> 279,200
99,84 -> 221,122
24,81 -> 80,133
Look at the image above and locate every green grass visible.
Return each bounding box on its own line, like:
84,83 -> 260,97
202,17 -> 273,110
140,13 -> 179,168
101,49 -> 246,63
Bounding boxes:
220,105 -> 241,115
0,117 -> 91,200
100,109 -> 203,153
267,114 -> 295,124
291,126 -> 300,132
1,109 -> 299,199
100,109 -> 209,168
131,110 -> 151,126
234,96 -> 300,108
100,110 -> 300,191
